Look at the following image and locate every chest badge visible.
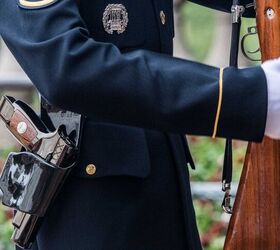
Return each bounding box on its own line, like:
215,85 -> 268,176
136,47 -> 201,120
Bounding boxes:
102,4 -> 129,35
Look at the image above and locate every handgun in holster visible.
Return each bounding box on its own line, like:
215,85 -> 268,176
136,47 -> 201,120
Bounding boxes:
0,95 -> 81,249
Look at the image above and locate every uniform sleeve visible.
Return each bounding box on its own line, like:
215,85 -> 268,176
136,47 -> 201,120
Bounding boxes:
0,0 -> 267,142
188,0 -> 255,17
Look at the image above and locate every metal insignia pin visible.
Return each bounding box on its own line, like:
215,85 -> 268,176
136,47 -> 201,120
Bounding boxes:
102,4 -> 129,34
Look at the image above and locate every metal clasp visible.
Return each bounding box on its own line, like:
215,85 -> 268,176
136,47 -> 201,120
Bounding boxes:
245,0 -> 256,10
232,0 -> 256,24
241,26 -> 261,61
231,4 -> 245,23
222,181 -> 233,214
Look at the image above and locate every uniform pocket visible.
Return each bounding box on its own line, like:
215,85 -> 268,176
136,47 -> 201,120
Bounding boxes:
72,121 -> 151,178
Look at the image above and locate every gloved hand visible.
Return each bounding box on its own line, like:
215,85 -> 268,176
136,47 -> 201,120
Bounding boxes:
261,58 -> 280,139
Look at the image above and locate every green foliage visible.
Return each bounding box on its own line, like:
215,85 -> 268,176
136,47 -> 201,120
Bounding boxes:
188,137 -> 246,182
188,137 -> 247,249
188,137 -> 224,181
194,199 -> 215,233
0,147 -> 17,159
32,90 -> 41,113
0,206 -> 13,250
206,237 -> 225,250
179,2 -> 216,61
194,199 -> 227,250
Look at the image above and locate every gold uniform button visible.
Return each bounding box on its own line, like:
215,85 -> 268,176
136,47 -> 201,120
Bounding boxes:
160,10 -> 166,25
86,164 -> 97,175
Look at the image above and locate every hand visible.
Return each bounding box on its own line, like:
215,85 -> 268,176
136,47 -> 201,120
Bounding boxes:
261,58 -> 280,139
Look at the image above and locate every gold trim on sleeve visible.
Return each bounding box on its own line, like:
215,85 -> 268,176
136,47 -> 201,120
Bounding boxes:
212,68 -> 224,138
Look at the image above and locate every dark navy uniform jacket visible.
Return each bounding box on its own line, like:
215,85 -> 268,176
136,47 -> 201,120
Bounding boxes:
0,0 -> 267,250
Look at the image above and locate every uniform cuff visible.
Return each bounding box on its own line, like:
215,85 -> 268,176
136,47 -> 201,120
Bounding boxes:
216,66 -> 267,142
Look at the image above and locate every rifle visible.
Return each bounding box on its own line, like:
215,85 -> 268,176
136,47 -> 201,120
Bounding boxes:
224,0 -> 280,249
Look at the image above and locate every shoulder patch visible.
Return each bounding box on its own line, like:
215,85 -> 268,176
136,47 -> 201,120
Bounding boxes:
18,0 -> 58,9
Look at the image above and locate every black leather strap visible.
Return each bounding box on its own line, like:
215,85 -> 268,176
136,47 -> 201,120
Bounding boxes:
222,0 -> 244,213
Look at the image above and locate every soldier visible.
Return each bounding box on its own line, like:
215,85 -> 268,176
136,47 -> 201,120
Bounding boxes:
0,0 -> 280,249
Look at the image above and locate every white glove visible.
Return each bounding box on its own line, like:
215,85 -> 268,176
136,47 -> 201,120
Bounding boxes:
261,58 -> 280,139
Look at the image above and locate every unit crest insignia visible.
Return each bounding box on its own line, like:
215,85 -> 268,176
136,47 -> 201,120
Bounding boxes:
102,4 -> 129,34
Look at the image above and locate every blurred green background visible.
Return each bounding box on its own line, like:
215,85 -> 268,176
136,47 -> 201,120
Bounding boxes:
0,2 -> 260,250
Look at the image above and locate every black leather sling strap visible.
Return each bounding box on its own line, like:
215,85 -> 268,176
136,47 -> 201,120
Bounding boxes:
221,0 -> 245,214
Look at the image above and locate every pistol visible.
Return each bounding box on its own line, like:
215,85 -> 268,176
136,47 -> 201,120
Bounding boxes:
0,96 -> 76,249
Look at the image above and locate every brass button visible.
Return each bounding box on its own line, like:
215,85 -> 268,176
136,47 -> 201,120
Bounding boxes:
86,164 -> 96,175
160,10 -> 166,25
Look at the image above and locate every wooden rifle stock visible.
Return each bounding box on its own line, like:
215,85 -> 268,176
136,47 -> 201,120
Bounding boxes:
224,1 -> 280,249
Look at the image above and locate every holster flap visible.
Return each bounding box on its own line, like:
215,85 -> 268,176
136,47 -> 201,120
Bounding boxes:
0,152 -> 72,216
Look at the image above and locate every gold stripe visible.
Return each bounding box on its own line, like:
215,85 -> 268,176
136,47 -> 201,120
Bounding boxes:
19,0 -> 57,8
212,68 -> 224,138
